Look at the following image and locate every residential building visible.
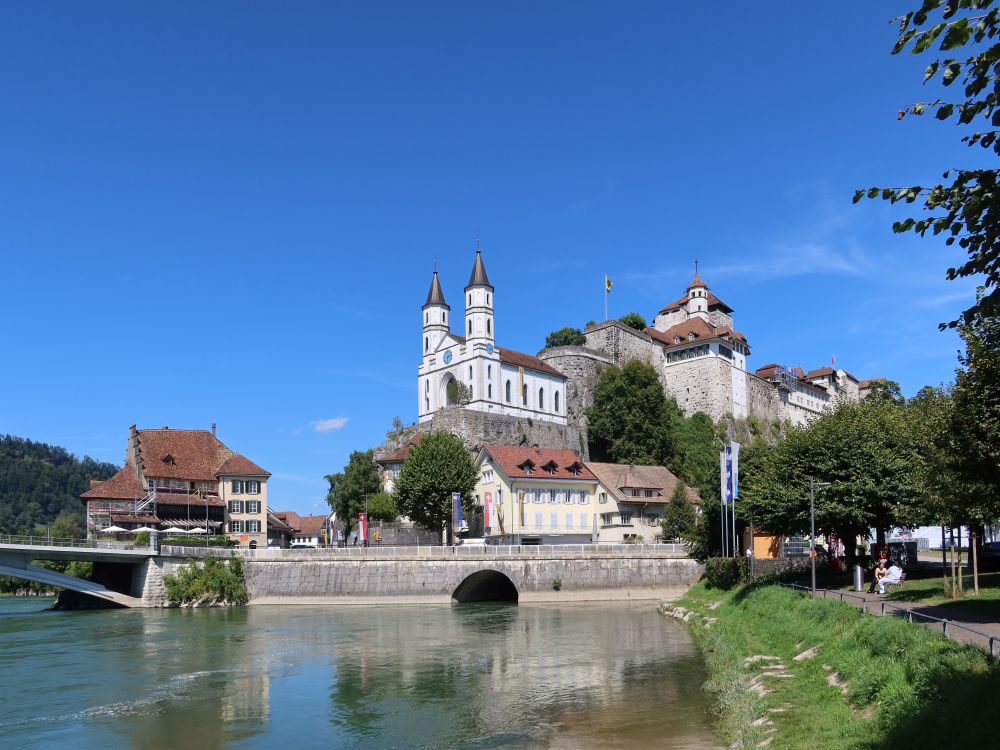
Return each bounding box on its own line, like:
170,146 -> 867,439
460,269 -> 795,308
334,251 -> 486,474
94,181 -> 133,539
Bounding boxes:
80,425 -> 270,549
474,445 -> 600,544
270,511 -> 330,547
375,433 -> 424,493
586,462 -> 700,544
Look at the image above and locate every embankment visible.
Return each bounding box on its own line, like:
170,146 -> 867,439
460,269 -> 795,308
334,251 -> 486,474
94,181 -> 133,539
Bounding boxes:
665,582 -> 1000,749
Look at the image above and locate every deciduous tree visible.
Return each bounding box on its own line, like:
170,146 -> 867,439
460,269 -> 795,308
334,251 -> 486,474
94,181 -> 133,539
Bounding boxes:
325,450 -> 381,533
394,431 -> 477,540
618,312 -> 647,331
543,327 -> 587,348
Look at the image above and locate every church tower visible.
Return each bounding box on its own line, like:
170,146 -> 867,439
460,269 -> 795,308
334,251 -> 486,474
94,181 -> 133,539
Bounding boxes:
422,266 -> 449,356
686,267 -> 709,321
464,242 -> 495,345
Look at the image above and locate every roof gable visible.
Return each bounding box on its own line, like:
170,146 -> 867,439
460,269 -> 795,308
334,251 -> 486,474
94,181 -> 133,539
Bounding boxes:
217,453 -> 270,477
586,461 -> 700,505
480,445 -> 596,481
80,466 -> 143,500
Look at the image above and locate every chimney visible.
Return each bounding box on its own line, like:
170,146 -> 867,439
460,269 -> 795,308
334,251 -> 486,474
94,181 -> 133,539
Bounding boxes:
212,422 -> 217,437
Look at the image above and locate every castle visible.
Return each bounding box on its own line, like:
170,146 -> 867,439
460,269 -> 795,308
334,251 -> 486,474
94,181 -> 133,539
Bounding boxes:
378,248 -> 873,459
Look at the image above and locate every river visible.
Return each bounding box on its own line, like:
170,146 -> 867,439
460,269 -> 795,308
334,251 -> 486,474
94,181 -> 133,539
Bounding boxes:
0,597 -> 717,749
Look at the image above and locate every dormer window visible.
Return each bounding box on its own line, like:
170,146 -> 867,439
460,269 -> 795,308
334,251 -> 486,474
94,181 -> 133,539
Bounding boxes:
688,332 -> 696,341
518,459 -> 535,474
161,453 -> 175,465
542,460 -> 558,474
674,336 -> 681,345
567,461 -> 583,476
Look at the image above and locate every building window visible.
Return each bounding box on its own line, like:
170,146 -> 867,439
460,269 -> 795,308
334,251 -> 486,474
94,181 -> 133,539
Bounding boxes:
229,520 -> 244,534
549,490 -> 558,503
621,512 -> 633,524
534,513 -> 543,529
247,520 -> 261,533
644,489 -> 653,498
579,491 -> 588,504
246,481 -> 260,494
425,336 -> 429,352
229,500 -> 243,514
505,380 -> 511,402
487,293 -> 490,306
554,392 -> 560,413
565,513 -> 573,529
522,384 -> 528,405
599,492 -> 607,504
468,320 -> 472,334
580,513 -> 588,529
486,318 -> 491,335
425,313 -> 428,324
538,387 -> 544,409
601,513 -> 613,526
468,293 -> 471,306
247,501 -> 260,514
425,396 -> 430,411
231,480 -> 244,494
488,384 -> 492,398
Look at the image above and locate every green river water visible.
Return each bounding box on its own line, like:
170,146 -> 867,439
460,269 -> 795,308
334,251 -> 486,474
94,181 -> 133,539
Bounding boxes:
0,597 -> 717,749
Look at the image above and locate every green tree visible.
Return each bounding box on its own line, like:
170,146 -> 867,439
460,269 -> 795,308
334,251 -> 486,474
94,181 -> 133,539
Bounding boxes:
395,431 -> 477,540
618,312 -> 647,331
585,360 -> 680,466
661,482 -> 697,542
742,396 -> 924,565
857,1 -> 1000,327
366,491 -> 398,522
325,450 -> 381,534
672,412 -> 722,490
544,327 -> 587,348
446,379 -> 472,406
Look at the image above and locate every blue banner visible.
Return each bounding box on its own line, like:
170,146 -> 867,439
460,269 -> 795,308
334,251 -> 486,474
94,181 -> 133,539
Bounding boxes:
452,492 -> 463,531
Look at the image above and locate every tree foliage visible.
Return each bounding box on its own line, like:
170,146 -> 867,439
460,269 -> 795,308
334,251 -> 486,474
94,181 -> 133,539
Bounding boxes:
858,0 -> 1000,326
446,379 -> 472,406
394,430 -> 477,537
585,361 -> 681,466
366,491 -> 398,522
163,555 -> 248,606
544,326 -> 587,348
661,482 -> 697,542
618,312 -> 648,331
325,450 -> 381,533
0,435 -> 119,536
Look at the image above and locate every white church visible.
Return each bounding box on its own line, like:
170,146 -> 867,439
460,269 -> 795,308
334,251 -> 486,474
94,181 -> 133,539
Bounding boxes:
418,246 -> 568,425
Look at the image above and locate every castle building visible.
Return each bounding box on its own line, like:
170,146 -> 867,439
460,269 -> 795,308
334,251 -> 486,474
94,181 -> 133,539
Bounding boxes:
418,246 -> 568,426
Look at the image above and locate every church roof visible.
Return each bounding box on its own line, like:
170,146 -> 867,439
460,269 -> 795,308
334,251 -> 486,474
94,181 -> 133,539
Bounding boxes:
466,249 -> 493,289
499,347 -> 565,378
657,290 -> 733,316
424,270 -> 448,308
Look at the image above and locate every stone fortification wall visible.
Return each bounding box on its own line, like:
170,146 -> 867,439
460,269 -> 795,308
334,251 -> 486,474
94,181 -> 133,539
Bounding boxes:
375,406 -> 589,460
244,554 -> 702,604
707,310 -> 734,329
538,345 -> 613,430
746,372 -> 782,424
662,357 -> 734,421
583,320 -> 659,366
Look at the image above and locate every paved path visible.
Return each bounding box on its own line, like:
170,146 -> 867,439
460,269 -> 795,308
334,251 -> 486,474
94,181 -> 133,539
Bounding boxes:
805,588 -> 1000,654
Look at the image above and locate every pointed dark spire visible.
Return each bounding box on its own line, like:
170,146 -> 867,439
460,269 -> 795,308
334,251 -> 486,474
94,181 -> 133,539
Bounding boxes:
423,268 -> 449,308
687,259 -> 707,290
466,239 -> 493,289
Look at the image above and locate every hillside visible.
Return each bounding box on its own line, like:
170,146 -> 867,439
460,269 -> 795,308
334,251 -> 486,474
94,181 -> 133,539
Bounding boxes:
0,435 -> 119,536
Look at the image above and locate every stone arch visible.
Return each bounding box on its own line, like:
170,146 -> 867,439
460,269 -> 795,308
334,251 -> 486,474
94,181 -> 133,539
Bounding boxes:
440,373 -> 457,406
452,569 -> 519,603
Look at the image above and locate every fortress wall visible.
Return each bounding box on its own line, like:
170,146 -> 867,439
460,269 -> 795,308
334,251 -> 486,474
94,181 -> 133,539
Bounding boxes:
583,321 -> 659,367
538,346 -> 613,430
662,357 -> 734,421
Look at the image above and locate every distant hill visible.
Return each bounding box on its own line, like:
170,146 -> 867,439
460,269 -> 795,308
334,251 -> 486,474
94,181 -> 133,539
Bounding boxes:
0,435 -> 120,536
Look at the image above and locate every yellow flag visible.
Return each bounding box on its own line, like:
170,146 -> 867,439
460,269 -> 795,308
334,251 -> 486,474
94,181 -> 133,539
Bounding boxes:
605,275 -> 613,293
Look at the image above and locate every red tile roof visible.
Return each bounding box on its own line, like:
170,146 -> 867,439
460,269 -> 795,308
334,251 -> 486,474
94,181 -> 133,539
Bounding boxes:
81,467 -> 144,500
479,445 -> 595,481
859,378 -> 885,390
137,429 -> 239,482
754,364 -> 781,379
645,319 -> 750,352
586,461 -> 701,505
377,433 -> 426,465
270,511 -> 328,534
687,271 -> 707,290
805,367 -> 835,380
217,453 -> 271,477
499,347 -> 565,378
658,290 -> 733,316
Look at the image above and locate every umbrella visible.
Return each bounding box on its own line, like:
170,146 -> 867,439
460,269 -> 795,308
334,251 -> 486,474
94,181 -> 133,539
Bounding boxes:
132,526 -> 157,533
100,526 -> 127,533
179,527 -> 205,534
161,527 -> 187,534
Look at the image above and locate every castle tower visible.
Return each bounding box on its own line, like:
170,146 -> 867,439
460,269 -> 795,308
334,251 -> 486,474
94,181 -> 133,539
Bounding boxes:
464,242 -> 495,344
422,266 -> 450,355
685,267 -> 709,321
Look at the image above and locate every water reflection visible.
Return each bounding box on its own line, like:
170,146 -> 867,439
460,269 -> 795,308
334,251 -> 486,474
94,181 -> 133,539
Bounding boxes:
0,600 -> 717,749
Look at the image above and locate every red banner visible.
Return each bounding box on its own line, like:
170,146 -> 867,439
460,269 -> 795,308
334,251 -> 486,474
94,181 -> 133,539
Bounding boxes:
358,512 -> 368,543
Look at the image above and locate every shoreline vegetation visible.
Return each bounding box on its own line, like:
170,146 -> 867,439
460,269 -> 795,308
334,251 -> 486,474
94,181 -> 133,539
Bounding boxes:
163,555 -> 249,607
665,582 -> 1000,749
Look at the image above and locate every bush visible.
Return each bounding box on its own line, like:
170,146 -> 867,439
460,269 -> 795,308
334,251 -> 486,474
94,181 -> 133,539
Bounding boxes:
160,535 -> 236,548
544,327 -> 587,348
134,531 -> 150,547
705,557 -> 750,589
163,555 -> 248,606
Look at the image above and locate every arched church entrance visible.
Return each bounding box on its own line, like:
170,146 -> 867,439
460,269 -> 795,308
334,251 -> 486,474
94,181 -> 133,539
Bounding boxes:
452,569 -> 519,603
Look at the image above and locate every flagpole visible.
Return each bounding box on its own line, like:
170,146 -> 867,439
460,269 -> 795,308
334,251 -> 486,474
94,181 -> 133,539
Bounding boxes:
604,281 -> 608,321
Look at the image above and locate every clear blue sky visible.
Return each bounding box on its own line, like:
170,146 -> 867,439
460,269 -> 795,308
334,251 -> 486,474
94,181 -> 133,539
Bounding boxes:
0,2 -> 979,514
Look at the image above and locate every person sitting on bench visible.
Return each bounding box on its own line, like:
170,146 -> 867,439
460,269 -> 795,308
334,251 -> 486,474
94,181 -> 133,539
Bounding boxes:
878,563 -> 904,594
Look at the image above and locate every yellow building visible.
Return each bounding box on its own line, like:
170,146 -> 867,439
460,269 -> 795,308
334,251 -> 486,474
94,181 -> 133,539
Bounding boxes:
474,445 -> 600,544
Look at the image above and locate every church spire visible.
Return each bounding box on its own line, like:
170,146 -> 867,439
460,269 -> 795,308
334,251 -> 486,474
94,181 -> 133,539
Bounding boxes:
466,239 -> 493,289
424,268 -> 448,308
687,259 -> 707,291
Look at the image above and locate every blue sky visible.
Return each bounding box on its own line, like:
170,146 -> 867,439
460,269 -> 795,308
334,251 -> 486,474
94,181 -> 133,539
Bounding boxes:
0,2 -> 981,514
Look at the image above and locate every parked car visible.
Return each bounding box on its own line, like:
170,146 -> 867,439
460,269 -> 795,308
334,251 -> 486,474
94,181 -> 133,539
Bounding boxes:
981,541 -> 1000,570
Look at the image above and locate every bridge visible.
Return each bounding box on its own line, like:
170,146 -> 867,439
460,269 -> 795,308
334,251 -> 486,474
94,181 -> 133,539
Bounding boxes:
0,536 -> 155,607
166,543 -> 701,605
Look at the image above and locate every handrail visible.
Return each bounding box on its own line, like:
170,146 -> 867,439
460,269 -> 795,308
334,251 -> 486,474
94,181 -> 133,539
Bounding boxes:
779,582 -> 999,658
0,535 -> 99,549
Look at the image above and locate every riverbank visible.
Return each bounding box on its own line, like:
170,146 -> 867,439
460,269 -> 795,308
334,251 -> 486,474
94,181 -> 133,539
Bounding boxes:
665,582 -> 1000,749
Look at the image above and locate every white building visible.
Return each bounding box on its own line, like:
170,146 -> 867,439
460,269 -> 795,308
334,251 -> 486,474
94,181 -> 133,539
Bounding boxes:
418,246 -> 568,425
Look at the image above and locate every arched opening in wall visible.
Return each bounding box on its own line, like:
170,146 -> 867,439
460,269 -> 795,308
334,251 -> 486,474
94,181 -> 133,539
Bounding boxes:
538,387 -> 545,410
442,373 -> 458,406
424,336 -> 429,352
554,391 -> 560,413
505,380 -> 511,403
452,569 -> 519,603
522,383 -> 528,405
486,318 -> 491,335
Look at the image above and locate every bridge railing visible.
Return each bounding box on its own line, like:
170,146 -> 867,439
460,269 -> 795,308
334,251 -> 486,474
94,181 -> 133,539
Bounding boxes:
0,535 -> 155,552
162,542 -> 692,560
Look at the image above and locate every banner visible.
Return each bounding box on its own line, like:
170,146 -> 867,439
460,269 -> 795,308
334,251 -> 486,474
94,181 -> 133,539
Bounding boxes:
731,441 -> 741,499
452,492 -> 464,532
721,447 -> 734,506
358,512 -> 368,543
518,490 -> 525,528
484,491 -> 493,532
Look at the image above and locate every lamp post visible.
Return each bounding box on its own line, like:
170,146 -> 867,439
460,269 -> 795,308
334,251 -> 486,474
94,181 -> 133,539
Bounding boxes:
809,478 -> 831,598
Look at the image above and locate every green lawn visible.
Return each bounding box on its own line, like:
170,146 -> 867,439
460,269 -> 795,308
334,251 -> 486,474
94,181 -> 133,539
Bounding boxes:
881,570 -> 1000,618
673,582 -> 1000,750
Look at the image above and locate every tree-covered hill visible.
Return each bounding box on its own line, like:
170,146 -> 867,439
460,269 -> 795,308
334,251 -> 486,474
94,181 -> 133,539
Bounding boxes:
0,435 -> 120,536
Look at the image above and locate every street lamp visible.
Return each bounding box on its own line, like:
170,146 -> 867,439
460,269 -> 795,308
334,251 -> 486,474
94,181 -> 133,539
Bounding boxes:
809,478 -> 831,598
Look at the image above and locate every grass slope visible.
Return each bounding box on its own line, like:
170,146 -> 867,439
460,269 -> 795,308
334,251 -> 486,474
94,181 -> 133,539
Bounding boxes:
674,582 -> 1000,749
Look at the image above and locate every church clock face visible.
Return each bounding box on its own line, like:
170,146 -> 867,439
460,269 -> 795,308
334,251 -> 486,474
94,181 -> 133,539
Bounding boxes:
486,343 -> 494,354
443,351 -> 453,364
